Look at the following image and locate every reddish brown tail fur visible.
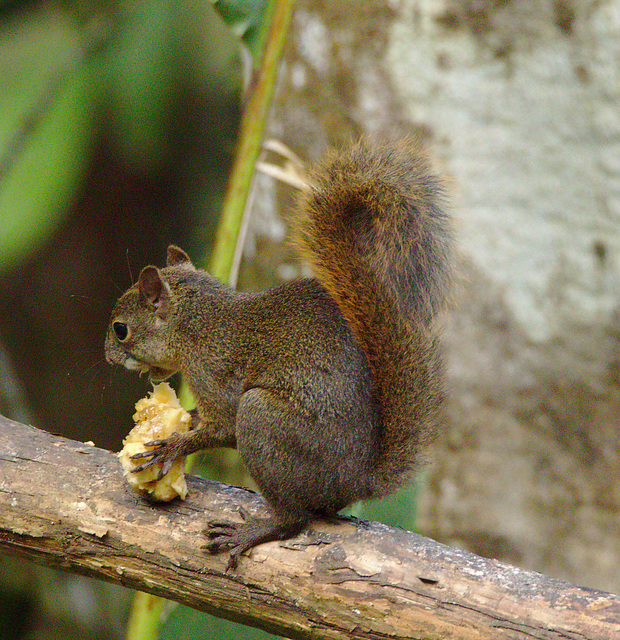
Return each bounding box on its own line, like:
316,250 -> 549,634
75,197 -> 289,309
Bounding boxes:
292,139 -> 453,495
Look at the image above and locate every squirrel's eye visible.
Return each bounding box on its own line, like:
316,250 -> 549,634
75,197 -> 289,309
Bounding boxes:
113,322 -> 130,342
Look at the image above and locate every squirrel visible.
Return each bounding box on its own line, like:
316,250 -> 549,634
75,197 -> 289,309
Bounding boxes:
105,139 -> 453,569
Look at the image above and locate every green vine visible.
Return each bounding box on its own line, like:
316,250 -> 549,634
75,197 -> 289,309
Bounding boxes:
208,1 -> 294,281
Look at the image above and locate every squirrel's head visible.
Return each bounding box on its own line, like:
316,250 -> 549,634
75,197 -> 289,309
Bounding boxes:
105,245 -> 195,381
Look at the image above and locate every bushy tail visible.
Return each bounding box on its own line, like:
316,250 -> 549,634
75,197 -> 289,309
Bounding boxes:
291,139 -> 453,495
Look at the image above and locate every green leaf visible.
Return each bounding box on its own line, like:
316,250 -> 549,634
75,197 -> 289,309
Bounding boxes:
0,10 -> 95,272
210,0 -> 271,64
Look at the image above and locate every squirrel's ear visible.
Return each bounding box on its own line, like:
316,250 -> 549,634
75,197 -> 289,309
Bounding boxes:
138,266 -> 171,319
167,245 -> 195,270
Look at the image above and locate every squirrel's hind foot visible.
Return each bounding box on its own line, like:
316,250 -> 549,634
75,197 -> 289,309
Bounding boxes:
202,512 -> 308,571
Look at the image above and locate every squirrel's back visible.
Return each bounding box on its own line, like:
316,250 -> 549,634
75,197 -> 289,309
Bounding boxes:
291,139 -> 453,495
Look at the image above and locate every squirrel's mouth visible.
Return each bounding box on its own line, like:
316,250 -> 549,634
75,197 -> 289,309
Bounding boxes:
121,357 -> 175,381
147,366 -> 176,381
137,363 -> 176,381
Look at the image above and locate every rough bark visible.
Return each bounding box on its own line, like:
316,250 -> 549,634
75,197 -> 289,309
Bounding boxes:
0,414 -> 618,640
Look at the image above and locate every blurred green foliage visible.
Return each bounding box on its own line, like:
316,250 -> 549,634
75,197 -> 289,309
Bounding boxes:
0,7 -> 95,272
106,0 -> 181,171
0,0 -> 269,275
160,605 -> 278,640
212,0 -> 268,62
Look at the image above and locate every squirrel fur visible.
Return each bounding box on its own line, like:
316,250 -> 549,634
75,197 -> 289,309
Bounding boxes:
105,139 -> 453,569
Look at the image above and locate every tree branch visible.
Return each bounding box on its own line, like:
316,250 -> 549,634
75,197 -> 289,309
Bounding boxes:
0,414 -> 618,640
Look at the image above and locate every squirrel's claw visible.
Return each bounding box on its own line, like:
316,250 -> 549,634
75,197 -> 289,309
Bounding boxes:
156,459 -> 173,479
129,450 -> 155,460
129,433 -> 180,475
202,510 -> 295,572
202,522 -> 242,570
201,508 -> 248,550
144,437 -> 170,448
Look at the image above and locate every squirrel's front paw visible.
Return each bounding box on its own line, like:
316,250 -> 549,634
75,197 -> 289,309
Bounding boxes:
130,432 -> 182,479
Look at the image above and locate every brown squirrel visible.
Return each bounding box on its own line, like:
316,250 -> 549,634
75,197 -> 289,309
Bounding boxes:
105,139 -> 453,569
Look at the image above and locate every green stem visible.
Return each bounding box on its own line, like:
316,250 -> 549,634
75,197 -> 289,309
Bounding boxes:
209,0 -> 295,281
125,592 -> 168,640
